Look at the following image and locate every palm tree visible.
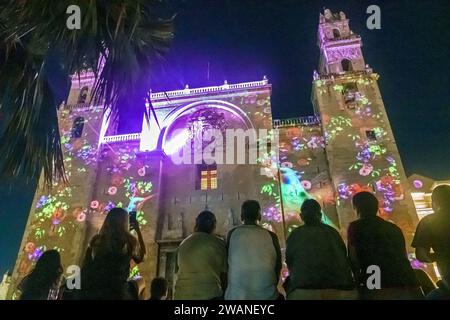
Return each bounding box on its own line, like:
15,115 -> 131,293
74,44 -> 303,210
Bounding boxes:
0,0 -> 173,187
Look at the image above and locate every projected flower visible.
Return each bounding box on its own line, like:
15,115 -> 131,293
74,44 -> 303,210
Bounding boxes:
25,242 -> 36,253
359,163 -> 373,176
280,162 -> 293,168
413,180 -> 423,189
76,212 -> 86,222
301,180 -> 312,190
306,136 -> 325,149
263,206 -> 282,223
90,200 -> 99,209
108,186 -> 117,195
28,246 -> 44,262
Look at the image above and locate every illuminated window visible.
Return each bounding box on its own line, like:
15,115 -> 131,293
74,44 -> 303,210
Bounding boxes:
71,116 -> 85,138
196,164 -> 217,190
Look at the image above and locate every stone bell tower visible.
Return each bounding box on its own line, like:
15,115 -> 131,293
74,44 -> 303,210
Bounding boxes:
311,9 -> 418,239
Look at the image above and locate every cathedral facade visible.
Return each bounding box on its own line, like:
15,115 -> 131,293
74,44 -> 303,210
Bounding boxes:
8,10 -> 418,298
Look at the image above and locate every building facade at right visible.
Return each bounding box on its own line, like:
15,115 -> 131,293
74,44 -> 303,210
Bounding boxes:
310,9 -> 418,238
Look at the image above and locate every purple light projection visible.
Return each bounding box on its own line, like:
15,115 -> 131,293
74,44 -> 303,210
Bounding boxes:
161,102 -> 251,159
413,179 -> 423,189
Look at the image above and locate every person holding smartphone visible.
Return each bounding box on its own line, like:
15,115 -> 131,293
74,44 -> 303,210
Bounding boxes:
80,208 -> 146,299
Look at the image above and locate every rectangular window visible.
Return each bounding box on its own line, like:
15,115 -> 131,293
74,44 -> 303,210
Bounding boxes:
196,164 -> 218,190
200,169 -> 217,190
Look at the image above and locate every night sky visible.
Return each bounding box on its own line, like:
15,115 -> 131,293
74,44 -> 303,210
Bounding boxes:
1,0 -> 449,275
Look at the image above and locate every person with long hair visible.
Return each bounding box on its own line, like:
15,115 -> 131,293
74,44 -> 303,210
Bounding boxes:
81,207 -> 146,299
19,250 -> 63,300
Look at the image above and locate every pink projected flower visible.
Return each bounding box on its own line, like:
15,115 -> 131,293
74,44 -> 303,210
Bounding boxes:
25,242 -> 36,253
108,186 -> 117,195
280,162 -> 293,168
90,200 -> 99,209
359,163 -> 373,176
138,167 -> 146,177
76,212 -> 86,222
301,180 -> 312,190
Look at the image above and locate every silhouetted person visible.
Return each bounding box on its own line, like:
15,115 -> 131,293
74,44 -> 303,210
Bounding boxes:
174,211 -> 227,300
412,184 -> 450,299
149,277 -> 168,300
81,208 -> 146,299
348,191 -> 422,299
285,199 -> 356,299
19,250 -> 63,300
225,200 -> 282,300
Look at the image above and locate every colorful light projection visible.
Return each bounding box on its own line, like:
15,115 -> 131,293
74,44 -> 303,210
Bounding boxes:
16,109 -> 154,284
413,179 -> 423,189
162,103 -> 251,161
16,108 -> 104,279
258,126 -> 337,235
317,74 -> 406,219
279,167 -> 336,229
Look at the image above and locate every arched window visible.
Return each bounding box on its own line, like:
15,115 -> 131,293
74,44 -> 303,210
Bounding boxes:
332,28 -> 340,39
341,59 -> 353,72
71,116 -> 85,138
77,86 -> 89,104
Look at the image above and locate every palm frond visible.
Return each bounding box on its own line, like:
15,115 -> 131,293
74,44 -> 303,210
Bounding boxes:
0,0 -> 174,187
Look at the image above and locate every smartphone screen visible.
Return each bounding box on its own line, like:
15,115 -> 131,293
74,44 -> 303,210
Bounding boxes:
129,211 -> 137,228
